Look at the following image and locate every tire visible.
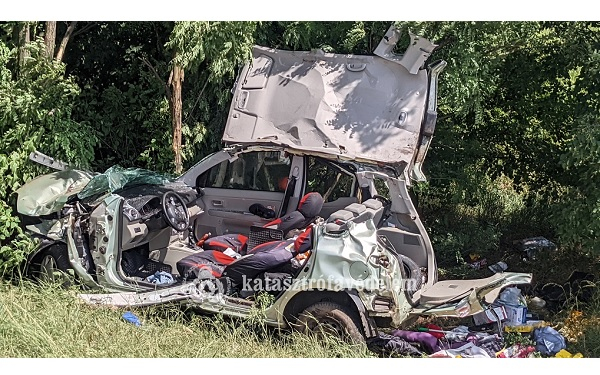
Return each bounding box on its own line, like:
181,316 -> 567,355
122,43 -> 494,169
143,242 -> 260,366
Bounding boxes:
31,245 -> 73,287
297,301 -> 365,343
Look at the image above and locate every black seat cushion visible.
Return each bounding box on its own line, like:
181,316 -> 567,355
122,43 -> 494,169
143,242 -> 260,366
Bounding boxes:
222,240 -> 295,286
176,250 -> 237,280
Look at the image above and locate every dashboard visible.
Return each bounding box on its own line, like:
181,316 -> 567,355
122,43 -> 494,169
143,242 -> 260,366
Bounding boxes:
118,182 -> 200,223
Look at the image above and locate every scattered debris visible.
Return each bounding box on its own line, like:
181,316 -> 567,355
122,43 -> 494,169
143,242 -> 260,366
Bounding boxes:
386,281 -> 578,358
497,344 -> 536,358
467,254 -> 488,270
145,271 -> 175,285
513,237 -> 557,260
504,320 -> 547,333
417,323 -> 446,339
391,330 -> 440,353
533,326 -> 567,355
122,311 -> 142,327
528,296 -> 547,309
430,342 -> 492,358
473,306 -> 507,326
367,333 -> 424,357
494,287 -> 528,324
488,261 -> 508,274
555,349 -> 584,358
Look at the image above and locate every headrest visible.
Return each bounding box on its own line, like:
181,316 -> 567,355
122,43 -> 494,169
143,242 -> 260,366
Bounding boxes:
363,199 -> 383,210
297,192 -> 324,218
344,203 -> 367,216
264,210 -> 305,234
327,209 -> 354,223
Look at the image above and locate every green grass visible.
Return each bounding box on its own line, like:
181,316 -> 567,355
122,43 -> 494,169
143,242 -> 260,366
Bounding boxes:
0,281 -> 373,358
2,275 -> 599,358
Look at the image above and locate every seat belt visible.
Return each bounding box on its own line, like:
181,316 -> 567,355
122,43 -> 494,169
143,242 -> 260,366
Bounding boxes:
279,166 -> 298,217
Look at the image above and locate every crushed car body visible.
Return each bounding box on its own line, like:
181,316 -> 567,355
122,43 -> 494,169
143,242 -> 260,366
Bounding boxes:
14,24 -> 532,341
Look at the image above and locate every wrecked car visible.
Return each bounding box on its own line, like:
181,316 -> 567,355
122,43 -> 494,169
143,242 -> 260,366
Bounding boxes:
14,25 -> 531,342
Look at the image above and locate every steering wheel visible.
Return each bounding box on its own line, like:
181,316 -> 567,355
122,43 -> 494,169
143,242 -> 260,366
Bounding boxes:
161,191 -> 190,232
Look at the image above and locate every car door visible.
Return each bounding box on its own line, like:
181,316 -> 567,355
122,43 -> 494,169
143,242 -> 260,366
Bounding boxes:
191,150 -> 297,237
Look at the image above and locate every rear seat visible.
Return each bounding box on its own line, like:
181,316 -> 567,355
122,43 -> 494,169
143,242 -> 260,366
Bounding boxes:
362,199 -> 384,226
325,198 -> 385,234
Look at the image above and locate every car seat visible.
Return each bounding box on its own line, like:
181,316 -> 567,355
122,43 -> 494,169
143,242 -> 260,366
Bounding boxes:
177,226 -> 314,285
201,192 -> 323,255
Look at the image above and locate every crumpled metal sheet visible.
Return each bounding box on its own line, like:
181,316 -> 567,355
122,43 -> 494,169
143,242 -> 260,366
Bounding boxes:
15,169 -> 94,216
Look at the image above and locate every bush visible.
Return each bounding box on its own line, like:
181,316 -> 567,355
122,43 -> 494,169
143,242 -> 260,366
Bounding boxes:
0,38 -> 96,274
415,169 -> 553,271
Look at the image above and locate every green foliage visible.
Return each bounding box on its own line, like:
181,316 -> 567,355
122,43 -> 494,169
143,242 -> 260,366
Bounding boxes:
503,331 -> 536,347
65,22 -> 174,172
415,173 -> 529,268
164,21 -> 258,169
403,21 -> 600,263
276,21 -> 389,54
0,202 -> 36,276
0,34 -> 96,274
168,22 -> 257,78
554,122 -> 600,253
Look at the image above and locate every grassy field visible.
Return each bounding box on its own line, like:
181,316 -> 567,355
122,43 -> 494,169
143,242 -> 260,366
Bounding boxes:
0,281 -> 372,358
1,279 -> 599,358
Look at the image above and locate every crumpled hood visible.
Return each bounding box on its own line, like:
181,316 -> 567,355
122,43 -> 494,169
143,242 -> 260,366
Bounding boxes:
15,169 -> 94,216
222,31 -> 438,169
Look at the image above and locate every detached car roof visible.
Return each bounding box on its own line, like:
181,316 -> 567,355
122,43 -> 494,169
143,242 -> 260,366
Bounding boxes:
222,30 -> 437,169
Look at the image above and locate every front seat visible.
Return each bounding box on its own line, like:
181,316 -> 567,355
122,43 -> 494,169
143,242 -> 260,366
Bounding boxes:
176,225 -> 315,283
201,192 -> 323,255
221,226 -> 314,287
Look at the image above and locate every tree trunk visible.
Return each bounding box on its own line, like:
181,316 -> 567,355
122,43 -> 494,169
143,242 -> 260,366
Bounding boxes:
170,63 -> 185,174
55,21 -> 77,62
44,21 -> 57,59
17,22 -> 30,68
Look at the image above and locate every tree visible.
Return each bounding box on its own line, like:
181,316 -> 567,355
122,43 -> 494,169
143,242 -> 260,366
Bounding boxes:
164,21 -> 257,174
43,21 -> 56,59
55,21 -> 77,62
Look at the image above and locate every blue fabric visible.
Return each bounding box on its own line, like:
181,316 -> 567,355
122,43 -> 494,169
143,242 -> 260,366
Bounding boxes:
145,271 -> 174,285
533,326 -> 566,355
122,311 -> 142,327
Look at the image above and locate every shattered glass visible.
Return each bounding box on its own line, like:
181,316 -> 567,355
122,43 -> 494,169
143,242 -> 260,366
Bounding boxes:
78,165 -> 173,199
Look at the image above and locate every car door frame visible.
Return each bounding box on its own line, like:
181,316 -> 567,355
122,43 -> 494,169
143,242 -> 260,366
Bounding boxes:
178,146 -> 304,237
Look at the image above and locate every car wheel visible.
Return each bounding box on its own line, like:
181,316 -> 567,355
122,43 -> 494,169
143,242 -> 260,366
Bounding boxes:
297,301 -> 365,343
32,245 -> 73,287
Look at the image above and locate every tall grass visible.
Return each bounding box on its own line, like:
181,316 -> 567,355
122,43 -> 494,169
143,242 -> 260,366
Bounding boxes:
0,281 -> 372,358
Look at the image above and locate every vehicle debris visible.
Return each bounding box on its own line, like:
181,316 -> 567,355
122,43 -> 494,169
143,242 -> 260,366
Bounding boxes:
13,23 -> 533,344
